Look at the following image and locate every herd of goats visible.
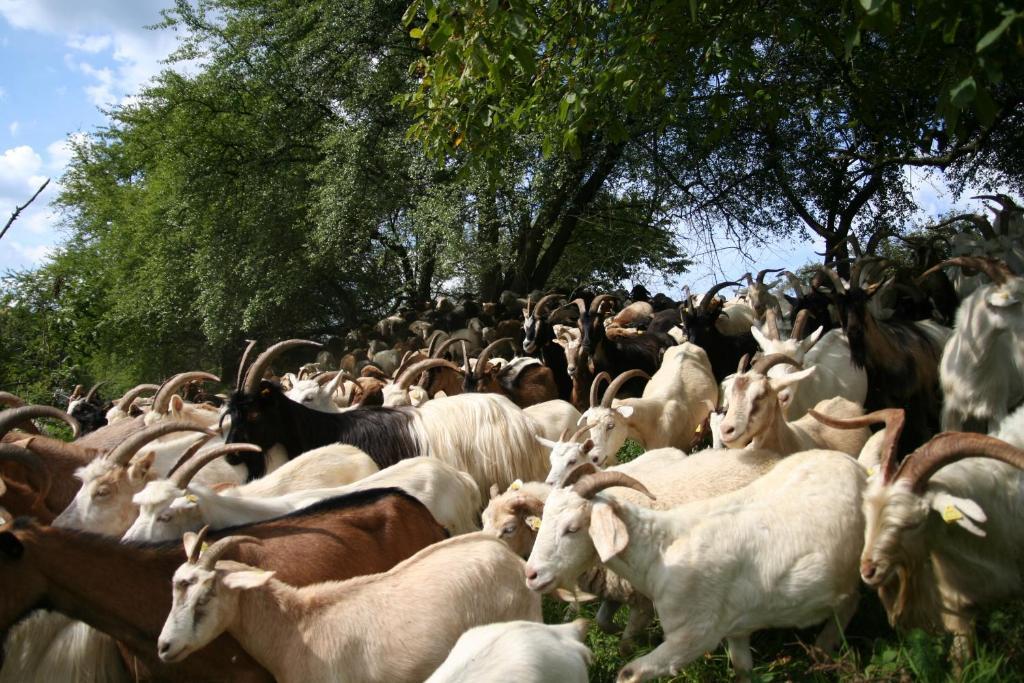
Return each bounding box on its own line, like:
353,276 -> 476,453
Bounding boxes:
1,194 -> 1024,682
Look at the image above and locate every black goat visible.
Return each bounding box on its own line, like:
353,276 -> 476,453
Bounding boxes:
575,296 -> 669,397
677,281 -> 759,383
521,293 -> 573,401
67,382 -> 109,435
783,270 -> 839,340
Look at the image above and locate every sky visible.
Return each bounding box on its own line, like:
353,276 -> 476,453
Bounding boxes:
0,1 -> 1008,295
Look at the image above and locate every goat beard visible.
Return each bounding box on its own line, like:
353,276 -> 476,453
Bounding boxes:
878,558 -> 944,634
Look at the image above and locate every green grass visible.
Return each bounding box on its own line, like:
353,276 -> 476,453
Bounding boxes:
546,440 -> 1024,682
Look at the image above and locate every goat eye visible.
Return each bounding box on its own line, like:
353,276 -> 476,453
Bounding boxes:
501,523 -> 516,536
568,459 -> 576,466
564,525 -> 579,535
94,486 -> 111,498
157,512 -> 173,523
606,422 -> 614,431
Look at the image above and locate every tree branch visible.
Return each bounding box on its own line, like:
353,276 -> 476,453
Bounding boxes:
0,178 -> 50,244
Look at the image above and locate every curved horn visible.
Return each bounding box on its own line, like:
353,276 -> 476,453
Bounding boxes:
0,393 -> 37,434
433,336 -> 464,359
558,462 -> 599,488
533,293 -> 564,320
0,406 -> 80,440
750,353 -> 801,376
152,372 -> 220,415
170,443 -> 262,489
243,340 -> 323,394
918,256 -> 1014,287
817,267 -> 846,295
589,294 -> 618,316
896,433 -> 1024,494
589,371 -> 611,408
83,381 -> 108,403
475,338 -> 514,378
737,353 -> 751,374
808,408 -> 905,483
314,371 -> 340,386
165,434 -> 217,478
0,444 -> 51,503
756,268 -> 783,285
762,309 -> 780,341
187,525 -> 210,564
461,341 -> 471,375
782,271 -> 806,297
198,534 -> 263,570
116,383 -> 161,414
235,340 -> 258,390
391,351 -> 418,381
601,370 -> 650,408
790,309 -> 811,341
573,470 -> 655,501
568,422 -> 593,443
571,298 -> 587,320
425,330 -> 446,357
698,281 -> 740,312
396,358 -> 462,390
104,421 -> 214,467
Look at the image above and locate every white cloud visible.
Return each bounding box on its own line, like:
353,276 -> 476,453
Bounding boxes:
67,33 -> 112,53
7,241 -> 53,266
0,146 -> 44,195
47,133 -> 85,172
8,121 -> 19,136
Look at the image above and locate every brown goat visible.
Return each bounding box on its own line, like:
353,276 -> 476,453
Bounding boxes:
0,488 -> 448,682
466,339 -> 559,408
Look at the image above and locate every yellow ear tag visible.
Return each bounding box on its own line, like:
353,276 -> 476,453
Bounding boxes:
509,479 -> 523,492
185,494 -> 199,504
695,423 -> 703,434
942,505 -> 963,523
199,542 -> 210,557
526,516 -> 542,531
867,466 -> 878,477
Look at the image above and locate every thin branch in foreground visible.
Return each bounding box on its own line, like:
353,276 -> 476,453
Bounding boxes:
0,178 -> 51,244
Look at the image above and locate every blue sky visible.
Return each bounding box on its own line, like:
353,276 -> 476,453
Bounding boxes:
0,0 -> 1006,294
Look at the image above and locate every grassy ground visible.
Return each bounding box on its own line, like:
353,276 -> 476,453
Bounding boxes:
543,440 -> 1024,682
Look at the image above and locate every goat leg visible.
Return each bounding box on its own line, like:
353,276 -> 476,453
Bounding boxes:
596,599 -> 623,634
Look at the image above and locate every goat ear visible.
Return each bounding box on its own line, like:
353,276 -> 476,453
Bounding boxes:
615,405 -> 634,419
986,289 -> 1019,308
433,390 -> 447,399
182,531 -> 201,559
768,367 -> 815,391
127,451 -> 156,482
535,434 -> 558,450
750,325 -> 769,350
801,327 -> 824,351
582,439 -> 595,454
489,484 -> 500,500
222,569 -> 276,590
930,492 -> 987,537
589,501 -> 629,562
169,394 -> 185,416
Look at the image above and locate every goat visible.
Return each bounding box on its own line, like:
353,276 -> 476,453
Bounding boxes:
783,270 -> 840,339
105,383 -> 160,423
67,382 -> 109,435
0,445 -> 51,522
523,399 -> 582,444
464,338 -> 559,408
720,354 -> 869,456
820,263 -> 950,453
741,268 -> 785,322
227,340 -> 549,495
156,531 -> 541,683
0,489 -> 448,682
575,343 -> 718,465
525,452 -> 866,682
858,429 -> 1024,671
522,293 -> 573,401
677,281 -> 760,382
424,619 -> 592,683
283,371 -> 348,412
129,456 -> 478,540
143,371 -> 222,427
992,403 -> 1024,448
750,310 -> 868,419
920,257 -> 1024,432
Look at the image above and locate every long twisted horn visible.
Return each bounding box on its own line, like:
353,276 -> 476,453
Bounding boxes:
533,293 -> 564,320
235,340 -> 258,391
807,408 -> 904,483
243,340 -> 323,394
762,309 -> 780,341
152,372 -> 220,415
104,421 -> 214,467
750,354 -> 801,376
83,381 -> 108,403
600,370 -> 650,408
589,371 -> 611,409
817,267 -> 846,295
782,271 -> 806,297
698,281 -> 740,312
475,338 -> 514,378
790,309 -> 811,341
0,406 -> 80,440
198,534 -> 263,570
396,358 -> 463,390
756,268 -> 784,285
116,384 -> 161,414
170,443 -> 262,489
573,470 -> 655,500
918,256 -> 1014,287
589,294 -> 619,316
896,433 -> 1024,494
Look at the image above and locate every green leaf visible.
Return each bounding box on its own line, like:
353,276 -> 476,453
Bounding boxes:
401,0 -> 422,26
977,12 -> 1019,53
949,76 -> 977,108
859,0 -> 884,16
688,0 -> 697,21
409,27 -> 424,39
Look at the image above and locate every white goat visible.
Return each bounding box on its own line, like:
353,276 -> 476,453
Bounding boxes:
283,371 -> 347,413
127,456 -> 479,541
720,354 -> 868,456
992,402 -> 1024,448
750,311 -> 867,419
524,399 -> 582,443
525,451 -> 866,682
157,531 -> 541,683
424,619 -> 592,683
926,257 -> 1024,431
858,430 -> 1024,670
577,343 -> 718,464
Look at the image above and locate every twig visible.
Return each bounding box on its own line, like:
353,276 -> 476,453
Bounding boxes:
0,178 -> 51,244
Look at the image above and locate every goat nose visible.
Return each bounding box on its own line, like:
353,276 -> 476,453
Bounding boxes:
525,566 -> 538,581
158,641 -> 171,655
861,562 -> 876,580
721,423 -> 735,437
